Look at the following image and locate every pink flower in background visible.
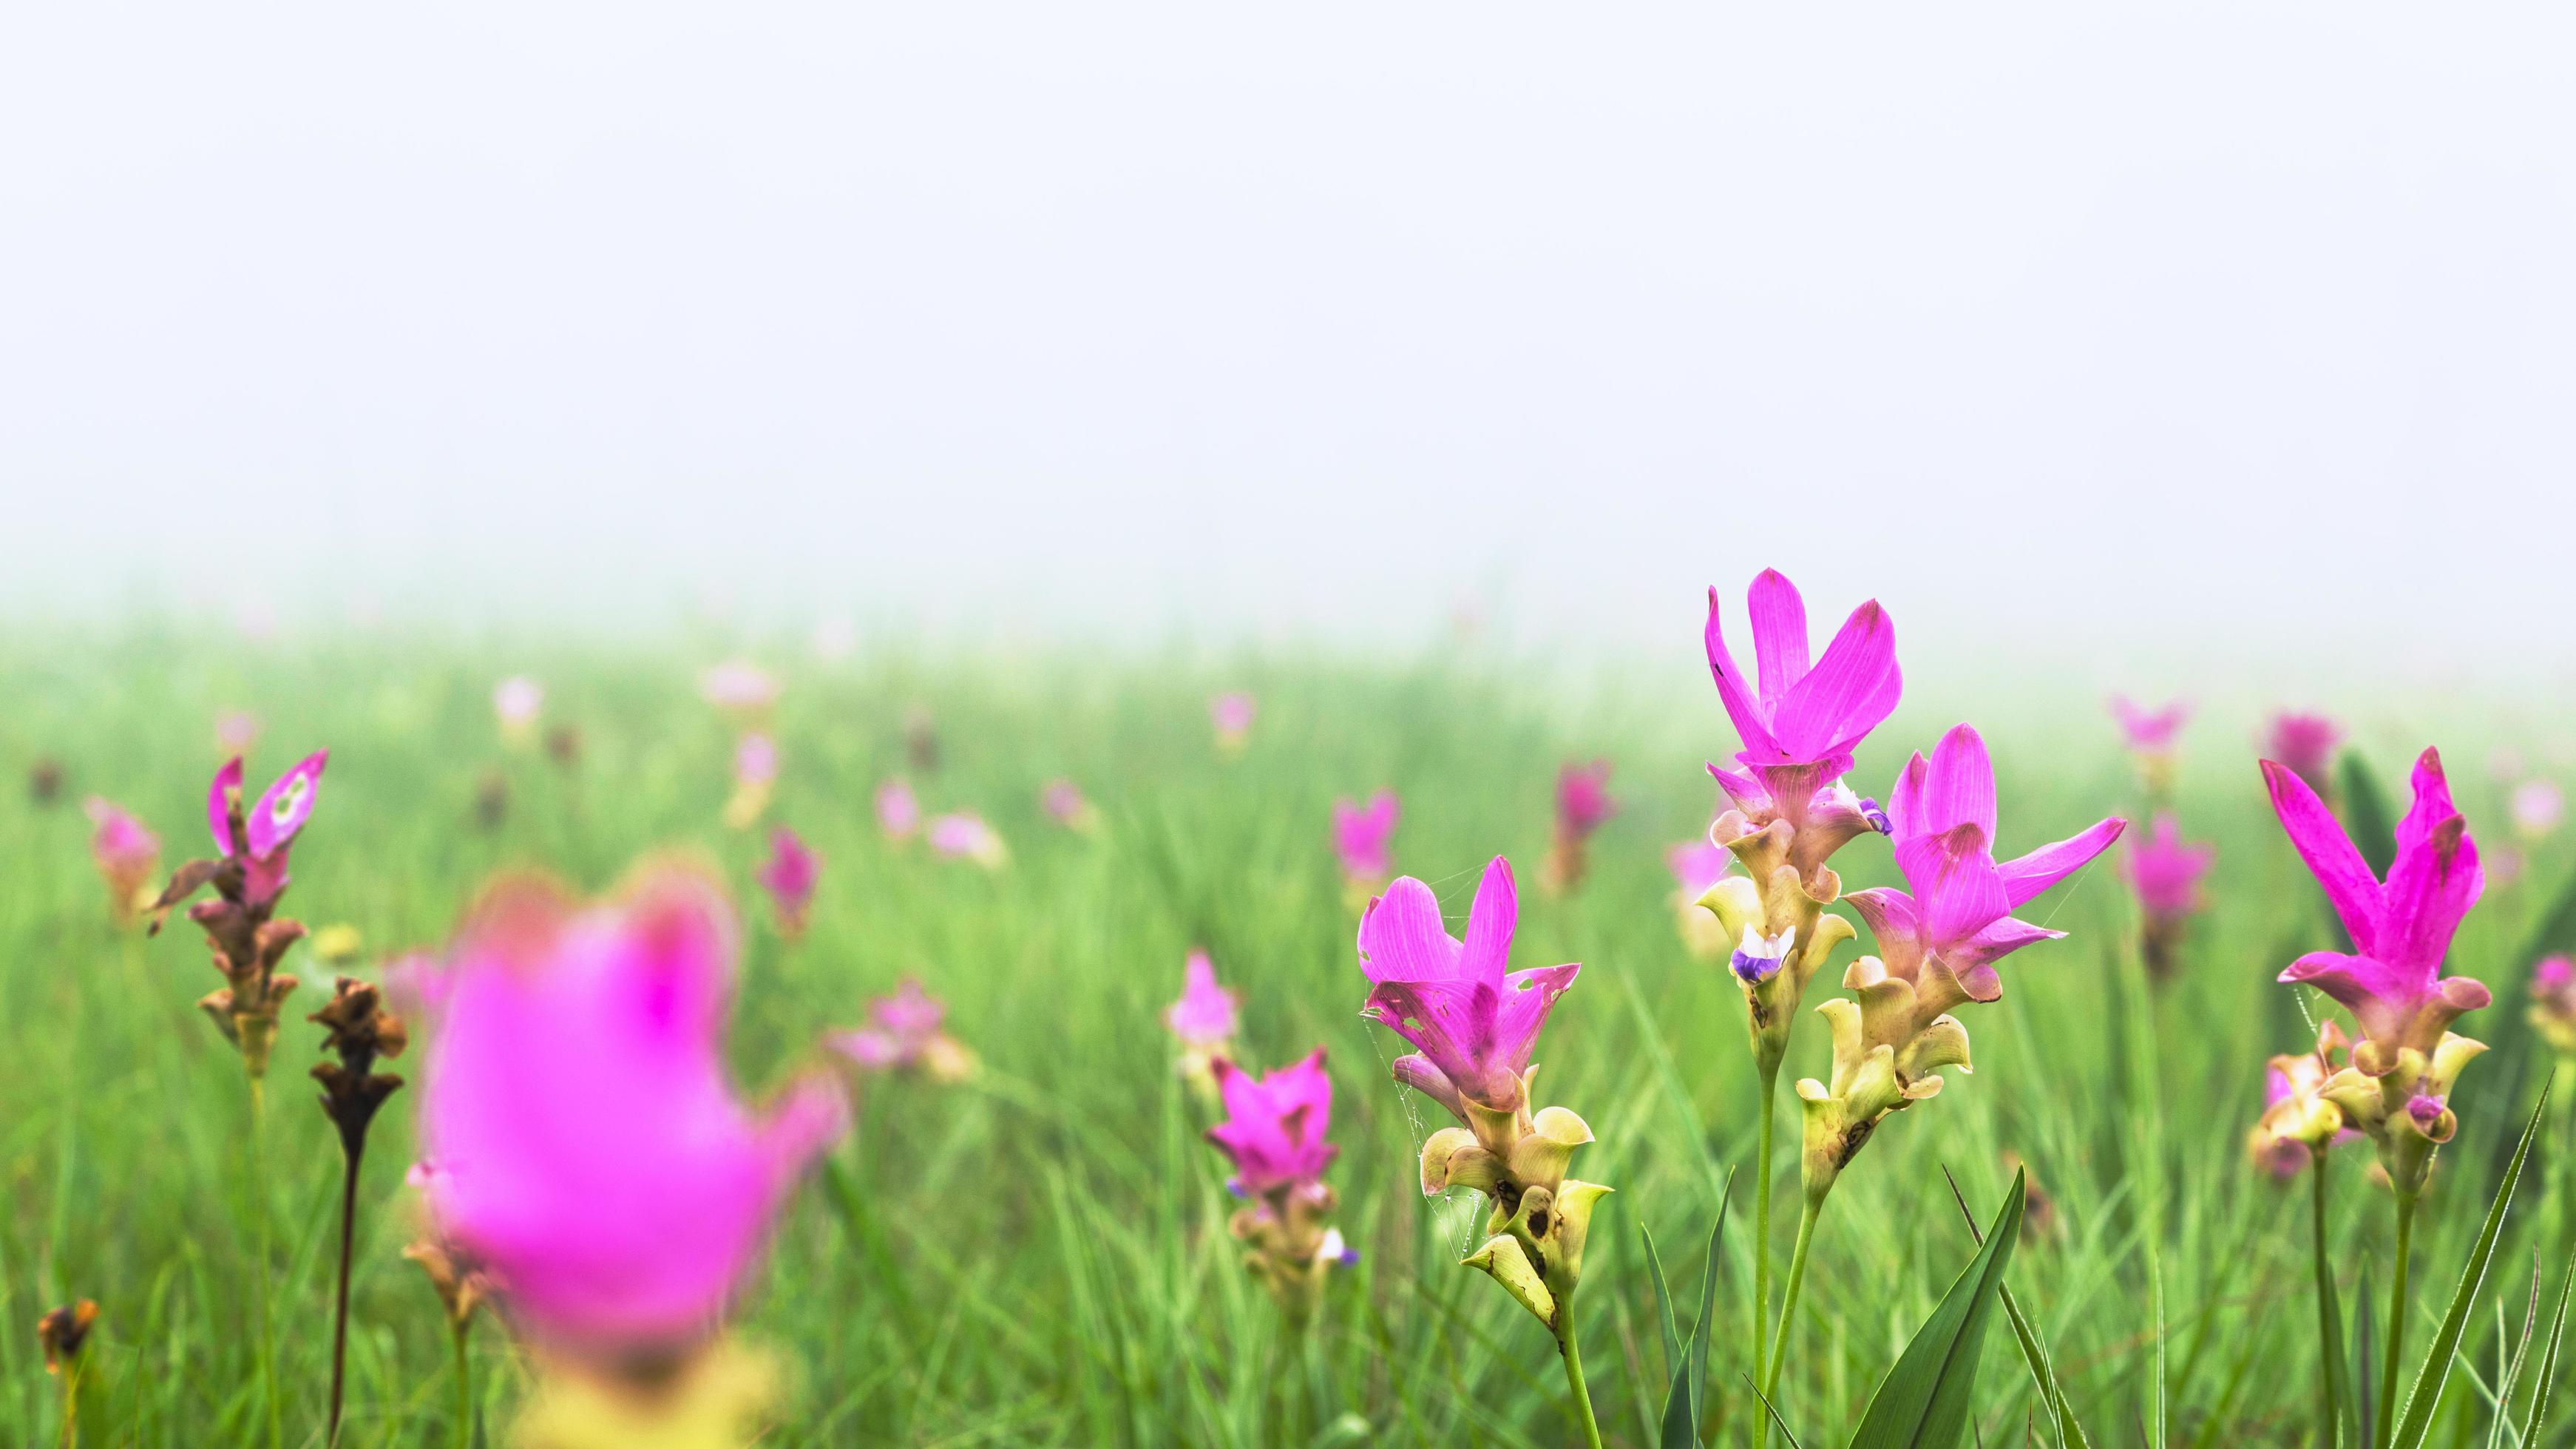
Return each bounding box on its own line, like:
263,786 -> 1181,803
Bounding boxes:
734,734 -> 778,787
1669,838 -> 1732,898
1554,761 -> 1616,840
928,812 -> 1006,868
2532,954 -> 2576,1053
2263,712 -> 2342,793
1206,1049 -> 1338,1196
2123,812 -> 2214,923
85,797 -> 161,921
215,710 -> 263,757
1165,951 -> 1240,1049
876,778 -> 921,841
409,868 -> 847,1351
755,827 -> 821,938
493,676 -> 543,735
203,751 -> 331,907
1330,792 -> 1399,883
2110,696 -> 2192,753
1701,570 -> 1902,875
1041,778 -> 1099,832
1358,856 -> 1579,1117
1843,724 -> 2126,1005
1211,691 -> 1257,753
2265,747 -> 2487,1061
2512,780 -> 2563,838
832,978 -> 978,1081
699,660 -> 780,714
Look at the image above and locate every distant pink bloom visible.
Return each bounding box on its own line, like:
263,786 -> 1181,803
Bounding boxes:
755,827 -> 821,937
493,676 -> 543,733
2263,712 -> 2342,793
85,797 -> 160,920
1206,1048 -> 1338,1196
203,752 -> 330,908
1669,838 -> 1732,897
1554,761 -> 1616,840
1843,724 -> 2125,1006
215,710 -> 263,756
409,868 -> 847,1351
2265,747 -> 2487,1062
2491,845 -> 2527,889
734,733 -> 778,787
2123,812 -> 2214,923
831,978 -> 977,1081
1165,951 -> 1239,1048
1041,778 -> 1098,831
2537,954 -> 2575,997
1330,792 -> 1399,883
928,812 -> 1005,867
876,778 -> 921,840
2512,780 -> 2563,838
699,660 -> 780,715
1358,856 -> 1579,1117
1211,691 -> 1257,753
2533,954 -> 2576,1053
2109,696 -> 2192,753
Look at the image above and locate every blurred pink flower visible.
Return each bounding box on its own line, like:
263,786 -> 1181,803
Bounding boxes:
2263,711 -> 2342,793
927,812 -> 1005,867
734,734 -> 778,787
1165,950 -> 1239,1048
2123,812 -> 2214,923
1041,778 -> 1099,831
2265,747 -> 2487,1062
699,660 -> 780,716
409,868 -> 847,1351
493,676 -> 543,733
1668,838 -> 1732,898
1358,856 -> 1579,1117
754,827 -> 820,938
1330,792 -> 1399,883
1211,691 -> 1256,754
2533,954 -> 2576,1053
1555,761 -> 1616,840
215,710 -> 263,757
831,977 -> 977,1081
1206,1049 -> 1338,1196
2109,696 -> 2192,753
84,797 -> 160,922
2512,780 -> 2563,838
2252,1024 -> 2361,1179
876,778 -> 921,840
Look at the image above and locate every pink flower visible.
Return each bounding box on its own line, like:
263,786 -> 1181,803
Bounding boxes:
1554,761 -> 1616,840
876,779 -> 921,840
1843,724 -> 2125,1006
830,978 -> 977,1080
699,661 -> 779,715
1668,838 -> 1732,897
1205,1048 -> 1338,1196
927,812 -> 1006,867
2109,695 -> 2192,753
85,797 -> 160,920
2264,747 -> 2487,1062
492,676 -> 543,733
409,868 -> 847,1351
2123,812 -> 2214,923
1358,856 -> 1580,1117
1165,950 -> 1239,1048
734,734 -> 778,788
1041,778 -> 1097,830
1211,691 -> 1257,736
2263,711 -> 2342,793
1330,792 -> 1399,883
2532,954 -> 2576,1053
206,752 -> 330,907
215,710 -> 262,756
754,827 -> 820,937
2512,780 -> 2563,838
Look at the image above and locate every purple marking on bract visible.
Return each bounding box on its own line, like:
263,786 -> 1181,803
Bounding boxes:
1860,797 -> 1892,834
1731,945 -> 1783,985
2406,1094 -> 2445,1129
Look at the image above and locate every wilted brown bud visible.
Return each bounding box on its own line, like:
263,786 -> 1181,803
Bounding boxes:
312,977 -> 407,1153
27,757 -> 64,805
36,1300 -> 98,1374
404,1241 -> 493,1332
544,724 -> 583,768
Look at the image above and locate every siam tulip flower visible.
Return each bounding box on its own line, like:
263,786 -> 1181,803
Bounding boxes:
875,778 -> 921,841
1669,838 -> 1734,960
2110,695 -> 2192,797
1041,778 -> 1101,834
722,733 -> 776,831
830,977 -> 979,1083
1165,950 -> 1239,1094
2121,811 -> 2214,981
216,710 -> 264,757
1539,761 -> 1616,894
927,812 -> 1007,869
2263,711 -> 2343,797
2530,954 -> 2576,1056
1205,1049 -> 1356,1322
84,797 -> 161,925
2512,779 -> 2563,840
1359,858 -> 1610,1357
699,661 -> 780,724
493,676 -> 543,743
1800,724 -> 2123,1200
1210,691 -> 1256,756
308,974 -> 409,1443
754,827 -> 821,940
2247,1020 -> 2359,1179
1330,791 -> 1399,895
148,751 -> 332,1078
408,866 -> 847,1360
2263,747 -> 2487,1199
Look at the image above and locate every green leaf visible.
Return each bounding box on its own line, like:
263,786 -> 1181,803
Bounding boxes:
2517,1252 -> 2573,1442
2337,751 -> 2398,879
2354,1263 -> 2377,1449
1941,1167 -> 2089,1448
2387,1079 -> 2554,1449
1847,1167 -> 2027,1449
1648,1175 -> 1733,1449
1641,1224 -> 1681,1385
2320,1249 -> 2357,1448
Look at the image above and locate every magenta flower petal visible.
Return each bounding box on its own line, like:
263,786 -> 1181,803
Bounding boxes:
1457,856 -> 1518,979
1165,950 -> 1239,1045
245,750 -> 328,860
1357,855 -> 1579,1112
1357,877 -> 1465,985
1999,816 -> 2129,909
207,757 -> 245,856
2261,759 -> 2384,957
1206,1048 -> 1338,1195
1704,586 -> 1783,761
1669,839 -> 1732,896
1919,724 -> 1998,841
1331,791 -> 1400,880
754,827 -> 820,928
2120,812 -> 2213,919
1746,568 -> 1811,702
1770,600 -> 1897,763
1897,824 -> 2010,948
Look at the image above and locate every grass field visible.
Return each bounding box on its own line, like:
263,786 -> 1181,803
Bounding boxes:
2,628 -> 2571,1446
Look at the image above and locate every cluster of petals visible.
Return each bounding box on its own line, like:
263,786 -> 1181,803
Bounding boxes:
753,827 -> 820,937
84,797 -> 161,919
833,978 -> 977,1082
1331,791 -> 1399,885
2262,710 -> 2342,794
1165,950 -> 1239,1051
2123,811 -> 2214,923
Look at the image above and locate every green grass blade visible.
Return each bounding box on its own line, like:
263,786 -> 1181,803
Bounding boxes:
1641,1223 -> 1681,1387
1665,1180 -> 1734,1449
1847,1167 -> 2028,1449
2514,1242 -> 2573,1441
2322,1246 -> 2358,1448
2388,1081 -> 2554,1449
2356,1262 -> 2379,1449
1942,1167 -> 2089,1448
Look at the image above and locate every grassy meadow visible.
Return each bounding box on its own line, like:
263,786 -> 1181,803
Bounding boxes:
2,628 -> 2571,1445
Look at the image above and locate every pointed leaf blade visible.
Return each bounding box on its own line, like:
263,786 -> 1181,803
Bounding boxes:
1848,1167 -> 2028,1449
2388,1081 -> 2554,1449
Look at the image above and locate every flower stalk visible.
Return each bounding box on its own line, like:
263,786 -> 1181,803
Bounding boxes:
311,977 -> 409,1448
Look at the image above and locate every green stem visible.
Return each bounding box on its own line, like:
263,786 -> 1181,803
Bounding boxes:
247,1076 -> 283,1449
56,1363 -> 79,1449
1555,1310 -> 1606,1449
1753,1061 -> 1779,1386
2310,1159 -> 2338,1445
326,1138 -> 365,1448
450,1322 -> 473,1449
2376,1189 -> 2416,1449
1761,1196 -> 1823,1414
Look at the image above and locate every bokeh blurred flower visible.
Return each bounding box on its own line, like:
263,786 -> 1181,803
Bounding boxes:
1210,691 -> 1256,756
754,827 -> 820,940
1360,857 -> 1578,1116
2247,1020 -> 2358,1178
84,796 -> 160,924
876,778 -> 921,841
409,867 -> 847,1352
1540,761 -> 1615,893
1330,791 -> 1399,891
831,977 -> 978,1082
1670,838 -> 1733,960
1206,1049 -> 1355,1320
1041,778 -> 1100,833
216,710 -> 263,757
2123,811 -> 2214,980
2263,711 -> 2342,795
2528,954 -> 2576,1055
2512,779 -> 2563,839
2111,695 -> 2192,796
927,812 -> 1006,869
494,676 -> 543,742
722,734 -> 776,831
699,661 -> 779,722
1165,949 -> 1239,1092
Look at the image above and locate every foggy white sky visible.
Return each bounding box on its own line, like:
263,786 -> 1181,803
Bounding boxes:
4,3 -> 2572,681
